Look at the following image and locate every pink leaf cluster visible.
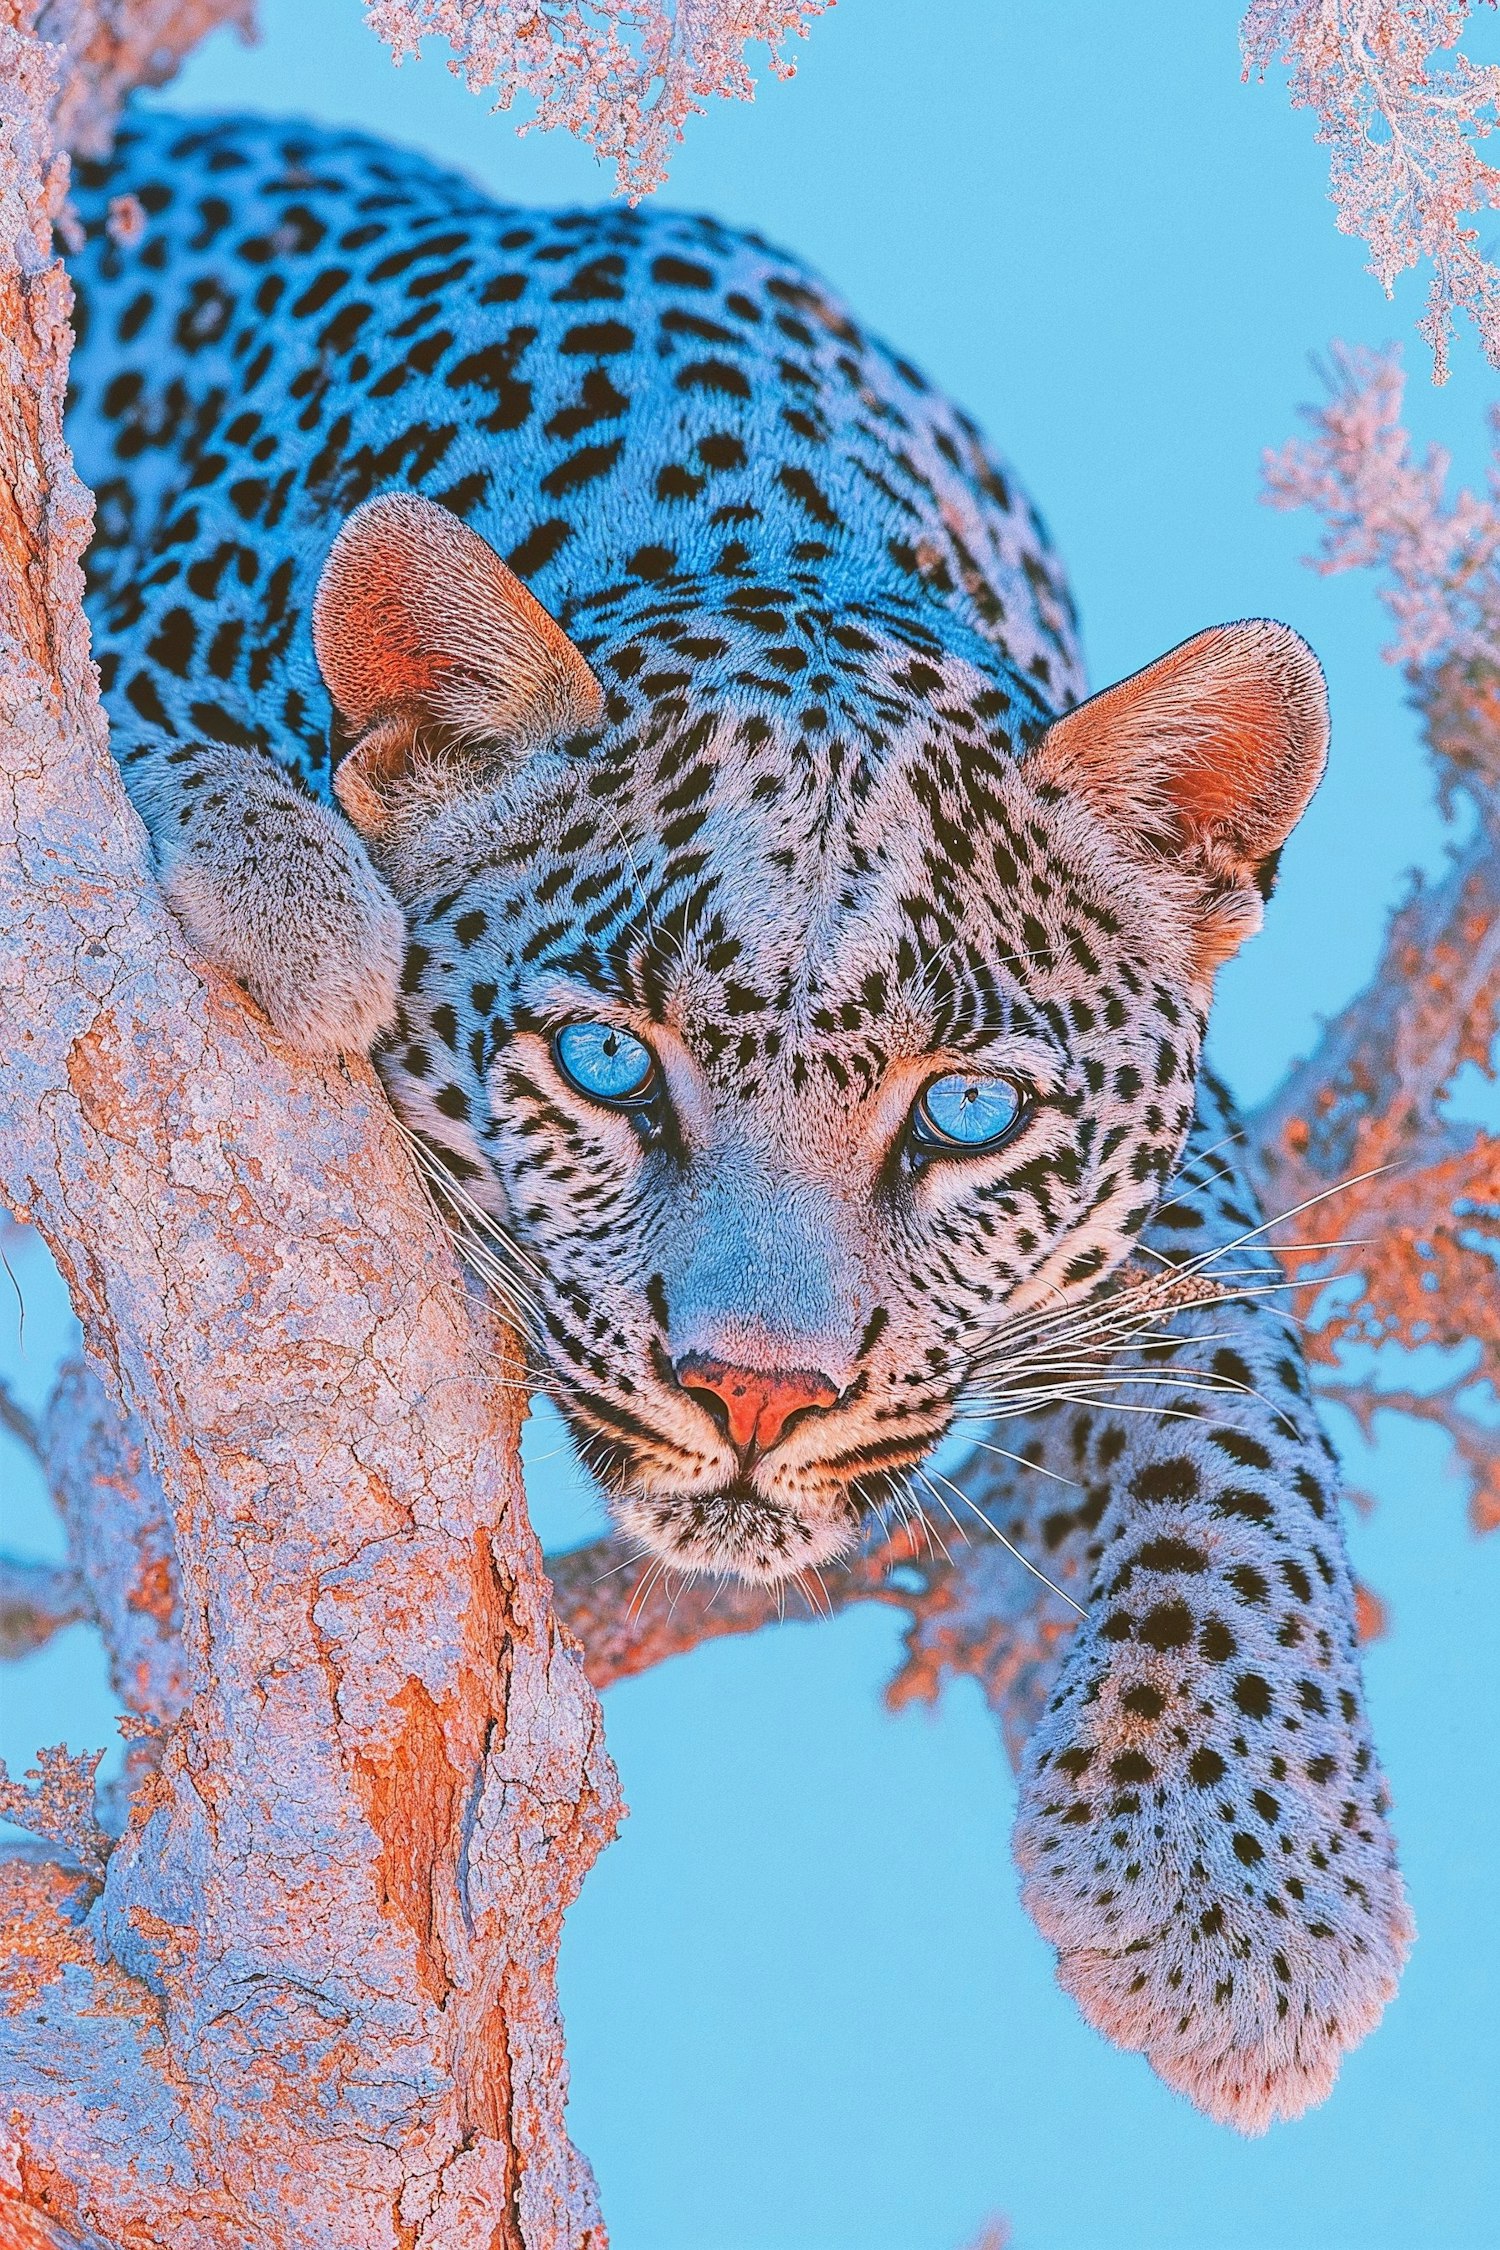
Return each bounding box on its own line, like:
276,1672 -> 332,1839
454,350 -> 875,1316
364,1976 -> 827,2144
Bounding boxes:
1242,2 -> 1500,379
1259,349 -> 1499,1535
364,0 -> 832,198
0,1744 -> 108,1878
1262,341 -> 1500,669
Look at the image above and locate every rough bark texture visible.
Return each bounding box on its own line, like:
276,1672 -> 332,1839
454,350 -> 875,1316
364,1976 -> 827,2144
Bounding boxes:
0,6 -> 621,2242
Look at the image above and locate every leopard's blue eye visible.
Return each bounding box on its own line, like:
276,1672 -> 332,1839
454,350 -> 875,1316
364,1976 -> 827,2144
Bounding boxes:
913,1072 -> 1026,1152
553,1021 -> 656,1107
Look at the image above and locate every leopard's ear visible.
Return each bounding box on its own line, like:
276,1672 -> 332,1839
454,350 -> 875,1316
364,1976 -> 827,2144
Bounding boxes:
1028,621 -> 1328,981
313,492 -> 604,839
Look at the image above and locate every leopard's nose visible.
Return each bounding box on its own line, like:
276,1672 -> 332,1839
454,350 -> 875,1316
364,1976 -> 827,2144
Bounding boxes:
674,1353 -> 840,1455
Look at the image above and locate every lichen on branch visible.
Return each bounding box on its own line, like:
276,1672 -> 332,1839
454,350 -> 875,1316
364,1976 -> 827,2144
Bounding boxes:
0,1746 -> 109,1879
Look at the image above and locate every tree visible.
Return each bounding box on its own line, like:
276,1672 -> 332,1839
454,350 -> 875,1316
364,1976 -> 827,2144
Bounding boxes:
1243,1 -> 1500,381
0,6 -> 617,2241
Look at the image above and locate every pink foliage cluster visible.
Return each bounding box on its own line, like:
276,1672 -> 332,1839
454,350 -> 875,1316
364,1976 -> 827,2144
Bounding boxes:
0,1745 -> 108,1877
1263,342 -> 1500,668
365,0 -> 831,197
1242,1 -> 1500,379
1261,350 -> 1499,1536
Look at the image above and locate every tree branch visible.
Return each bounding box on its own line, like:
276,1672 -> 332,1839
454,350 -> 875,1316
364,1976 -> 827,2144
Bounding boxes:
548,1465 -> 1076,1778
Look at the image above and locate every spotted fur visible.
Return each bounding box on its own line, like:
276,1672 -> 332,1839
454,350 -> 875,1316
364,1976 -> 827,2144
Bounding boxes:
66,110 -> 1409,2128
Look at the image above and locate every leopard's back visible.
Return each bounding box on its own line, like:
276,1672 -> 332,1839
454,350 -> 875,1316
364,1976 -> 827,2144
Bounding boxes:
68,109 -> 1082,800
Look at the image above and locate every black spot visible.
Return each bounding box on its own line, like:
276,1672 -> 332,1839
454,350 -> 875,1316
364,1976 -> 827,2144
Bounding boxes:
506,520 -> 571,577
652,254 -> 714,289
676,359 -> 752,399
1111,1751 -> 1155,1783
541,438 -> 624,496
629,544 -> 677,580
776,464 -> 839,527
1212,1430 -> 1274,1471
1129,1458 -> 1200,1505
1133,1538 -> 1208,1576
292,267 -> 350,318
562,320 -> 634,356
1278,1559 -> 1313,1603
1212,1487 -> 1272,1524
1139,1602 -> 1193,1651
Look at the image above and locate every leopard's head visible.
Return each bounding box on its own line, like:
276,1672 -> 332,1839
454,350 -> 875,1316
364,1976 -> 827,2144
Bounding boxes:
316,494 -> 1328,1581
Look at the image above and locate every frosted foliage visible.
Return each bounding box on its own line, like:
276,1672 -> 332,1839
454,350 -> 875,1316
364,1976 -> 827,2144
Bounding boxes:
1263,343 -> 1500,671
0,1746 -> 108,1878
1243,2 -> 1500,380
364,0 -> 832,196
1260,355 -> 1499,1537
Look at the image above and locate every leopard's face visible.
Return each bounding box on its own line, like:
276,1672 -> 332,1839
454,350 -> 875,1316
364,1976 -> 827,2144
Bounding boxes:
374,609 -> 1210,1582
314,498 -> 1324,1585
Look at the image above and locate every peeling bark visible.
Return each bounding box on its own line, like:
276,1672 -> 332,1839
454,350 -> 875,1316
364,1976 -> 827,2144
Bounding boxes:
0,6 -> 621,2241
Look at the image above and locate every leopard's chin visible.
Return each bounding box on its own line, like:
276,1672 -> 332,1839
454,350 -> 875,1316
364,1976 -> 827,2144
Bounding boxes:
613,1478 -> 862,1585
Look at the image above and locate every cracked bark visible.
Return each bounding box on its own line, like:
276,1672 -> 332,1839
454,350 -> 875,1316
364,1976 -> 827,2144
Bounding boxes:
0,6 -> 621,2243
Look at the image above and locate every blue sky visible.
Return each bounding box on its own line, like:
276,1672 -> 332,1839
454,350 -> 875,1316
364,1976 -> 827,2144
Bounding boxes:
3,4 -> 1497,2244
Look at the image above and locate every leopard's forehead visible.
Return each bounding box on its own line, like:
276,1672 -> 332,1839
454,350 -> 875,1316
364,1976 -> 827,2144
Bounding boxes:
386,592 -> 1199,1194
397,581 -> 1053,936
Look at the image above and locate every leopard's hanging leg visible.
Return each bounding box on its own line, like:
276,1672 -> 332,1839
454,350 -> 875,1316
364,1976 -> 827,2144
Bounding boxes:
993,1073 -> 1412,2130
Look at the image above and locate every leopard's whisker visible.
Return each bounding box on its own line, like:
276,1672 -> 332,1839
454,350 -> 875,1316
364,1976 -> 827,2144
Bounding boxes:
966,1273 -> 1314,1374
916,1466 -> 1087,1619
592,1541 -> 655,1586
980,1392 -> 1225,1427
886,1483 -> 945,1563
445,1228 -> 543,1338
1138,1169 -> 1397,1292
395,1121 -> 549,1287
626,1553 -> 669,1623
909,1470 -> 969,1557
947,1433 -> 1084,1489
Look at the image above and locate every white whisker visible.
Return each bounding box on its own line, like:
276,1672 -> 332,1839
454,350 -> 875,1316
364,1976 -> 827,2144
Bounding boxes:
916,1466 -> 1087,1619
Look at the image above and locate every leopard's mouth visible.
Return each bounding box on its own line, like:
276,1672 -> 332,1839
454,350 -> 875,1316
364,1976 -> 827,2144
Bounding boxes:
612,1476 -> 863,1584
550,1375 -> 955,1581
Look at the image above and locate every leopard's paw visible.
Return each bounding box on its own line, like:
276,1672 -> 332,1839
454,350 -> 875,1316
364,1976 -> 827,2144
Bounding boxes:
1013,1606 -> 1413,2131
154,748 -> 405,1054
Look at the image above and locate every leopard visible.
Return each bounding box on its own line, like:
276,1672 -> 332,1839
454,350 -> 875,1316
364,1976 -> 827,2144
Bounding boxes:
65,108 -> 1411,2137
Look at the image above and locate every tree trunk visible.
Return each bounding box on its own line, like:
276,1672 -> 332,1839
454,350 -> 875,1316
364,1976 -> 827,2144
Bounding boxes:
0,7 -> 621,2242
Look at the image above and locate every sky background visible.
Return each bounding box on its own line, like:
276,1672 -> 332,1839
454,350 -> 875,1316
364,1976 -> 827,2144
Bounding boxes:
3,4 -> 1498,2245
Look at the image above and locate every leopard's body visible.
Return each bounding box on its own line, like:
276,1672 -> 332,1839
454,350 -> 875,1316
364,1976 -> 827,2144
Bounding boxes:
66,109 -> 1410,2133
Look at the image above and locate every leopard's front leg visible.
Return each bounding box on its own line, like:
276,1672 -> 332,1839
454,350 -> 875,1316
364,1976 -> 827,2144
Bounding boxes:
998,1080 -> 1412,2129
120,734 -> 405,1053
